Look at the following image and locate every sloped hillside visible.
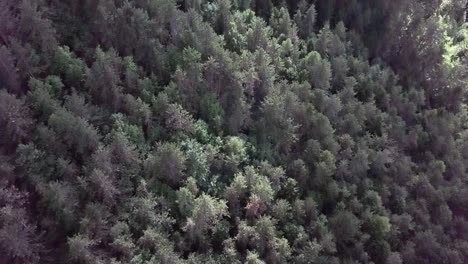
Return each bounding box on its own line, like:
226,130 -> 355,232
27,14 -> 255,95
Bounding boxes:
0,0 -> 467,263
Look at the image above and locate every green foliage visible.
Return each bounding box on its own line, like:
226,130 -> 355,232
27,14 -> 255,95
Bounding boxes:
1,0 -> 467,263
330,210 -> 361,244
181,139 -> 212,192
48,108 -> 100,157
51,46 -> 87,88
145,142 -> 187,187
184,193 -> 228,249
86,47 -> 124,111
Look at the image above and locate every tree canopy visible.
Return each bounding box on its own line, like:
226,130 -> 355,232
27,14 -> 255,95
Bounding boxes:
0,0 -> 467,263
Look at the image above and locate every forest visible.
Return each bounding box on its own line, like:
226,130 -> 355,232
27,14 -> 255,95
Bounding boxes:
0,0 -> 467,263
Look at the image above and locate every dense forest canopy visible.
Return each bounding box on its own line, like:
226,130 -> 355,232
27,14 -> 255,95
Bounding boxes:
0,0 -> 467,263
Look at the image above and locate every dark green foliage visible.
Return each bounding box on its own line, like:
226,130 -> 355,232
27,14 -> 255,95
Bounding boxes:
0,0 -> 467,263
145,142 -> 187,187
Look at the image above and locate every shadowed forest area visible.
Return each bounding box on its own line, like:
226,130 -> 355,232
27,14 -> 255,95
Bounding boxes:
0,0 -> 468,263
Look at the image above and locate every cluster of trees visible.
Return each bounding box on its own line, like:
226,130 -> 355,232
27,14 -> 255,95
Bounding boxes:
0,0 -> 467,263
